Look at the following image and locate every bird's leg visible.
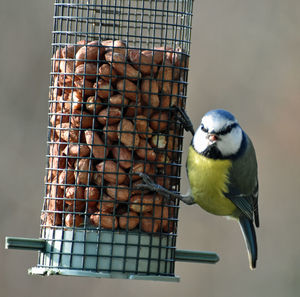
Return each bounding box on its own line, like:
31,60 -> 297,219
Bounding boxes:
173,106 -> 195,136
136,173 -> 195,205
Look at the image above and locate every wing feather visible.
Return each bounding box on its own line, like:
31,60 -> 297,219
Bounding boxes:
224,133 -> 259,226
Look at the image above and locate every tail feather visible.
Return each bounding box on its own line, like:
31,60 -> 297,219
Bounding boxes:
239,214 -> 257,270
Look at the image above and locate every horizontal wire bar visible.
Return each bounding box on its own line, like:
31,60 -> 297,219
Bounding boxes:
54,4 -> 192,16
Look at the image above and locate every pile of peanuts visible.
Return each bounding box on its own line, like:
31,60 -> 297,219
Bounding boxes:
43,39 -> 188,233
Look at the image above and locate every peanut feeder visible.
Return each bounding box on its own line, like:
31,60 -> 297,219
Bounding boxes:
5,0 -> 219,282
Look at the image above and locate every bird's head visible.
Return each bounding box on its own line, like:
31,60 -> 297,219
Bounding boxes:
193,109 -> 244,159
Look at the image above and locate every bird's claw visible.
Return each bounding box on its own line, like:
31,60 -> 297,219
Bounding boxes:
136,173 -> 182,201
136,173 -> 161,192
173,106 -> 195,136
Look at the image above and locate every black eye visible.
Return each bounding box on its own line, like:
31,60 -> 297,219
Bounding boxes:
201,124 -> 208,133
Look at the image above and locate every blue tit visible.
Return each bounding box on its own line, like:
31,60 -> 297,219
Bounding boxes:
138,109 -> 259,270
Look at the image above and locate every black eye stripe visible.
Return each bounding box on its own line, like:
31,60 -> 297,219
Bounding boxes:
200,123 -> 237,135
200,124 -> 208,133
217,123 -> 237,135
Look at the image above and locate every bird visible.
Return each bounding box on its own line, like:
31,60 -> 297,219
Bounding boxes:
138,108 -> 259,270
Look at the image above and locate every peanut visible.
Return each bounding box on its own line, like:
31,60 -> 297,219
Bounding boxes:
165,158 -> 177,176
172,47 -> 189,68
135,139 -> 156,161
75,63 -> 98,80
98,63 -> 118,82
74,79 -> 95,97
130,162 -> 155,181
75,159 -> 93,185
150,134 -> 167,149
96,160 -> 126,184
91,171 -> 104,187
101,39 -> 126,55
85,96 -> 102,114
157,60 -> 173,94
59,60 -> 75,75
93,80 -> 111,99
141,107 -> 154,119
97,193 -> 116,212
111,146 -> 133,169
44,212 -> 62,227
109,94 -> 129,106
160,82 -> 182,108
75,40 -> 104,66
70,110 -> 93,128
141,77 -> 160,108
55,123 -> 79,143
84,186 -> 100,208
84,130 -> 108,159
48,157 -> 66,181
155,153 -> 170,168
65,213 -> 84,227
135,115 -> 153,139
106,183 -> 129,202
116,79 -> 140,101
98,107 -> 122,126
141,212 -> 159,233
154,46 -> 173,63
105,51 -> 141,80
162,206 -> 175,232
125,99 -> 143,117
58,168 -> 75,188
129,194 -> 158,213
63,144 -> 90,157
90,211 -> 118,229
50,113 -> 69,127
48,185 -> 64,207
153,206 -> 169,230
143,49 -> 164,65
69,91 -> 83,111
117,119 -> 140,148
167,133 -> 179,159
87,205 -> 98,215
65,186 -> 85,211
119,211 -> 139,230
48,144 -> 67,180
150,112 -> 169,132
102,124 -> 119,141
128,49 -> 158,75
76,40 -> 87,46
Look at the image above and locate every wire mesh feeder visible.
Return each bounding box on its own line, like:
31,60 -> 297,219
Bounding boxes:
5,0 -> 219,282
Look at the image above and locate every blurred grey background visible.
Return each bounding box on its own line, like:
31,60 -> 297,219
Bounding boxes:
1,1 -> 300,297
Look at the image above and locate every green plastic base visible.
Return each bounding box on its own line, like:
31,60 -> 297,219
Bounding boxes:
37,229 -> 175,277
29,266 -> 180,282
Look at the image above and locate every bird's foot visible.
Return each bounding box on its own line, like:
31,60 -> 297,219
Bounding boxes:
173,106 -> 195,136
136,173 -> 195,205
136,173 -> 178,199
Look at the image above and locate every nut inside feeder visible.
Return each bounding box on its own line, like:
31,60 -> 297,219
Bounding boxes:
5,0 -> 219,282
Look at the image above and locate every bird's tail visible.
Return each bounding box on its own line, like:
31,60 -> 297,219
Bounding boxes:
239,214 -> 257,270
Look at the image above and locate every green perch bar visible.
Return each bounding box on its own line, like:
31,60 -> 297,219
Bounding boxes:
5,236 -> 219,264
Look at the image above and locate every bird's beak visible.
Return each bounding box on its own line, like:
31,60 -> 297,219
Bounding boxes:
208,134 -> 219,142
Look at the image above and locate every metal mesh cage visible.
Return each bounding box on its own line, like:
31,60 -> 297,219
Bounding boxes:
38,0 -> 193,281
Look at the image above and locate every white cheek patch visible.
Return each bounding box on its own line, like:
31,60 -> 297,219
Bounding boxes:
216,126 -> 243,157
193,128 -> 209,154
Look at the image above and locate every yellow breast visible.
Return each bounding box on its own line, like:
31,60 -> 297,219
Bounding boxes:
187,146 -> 237,216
